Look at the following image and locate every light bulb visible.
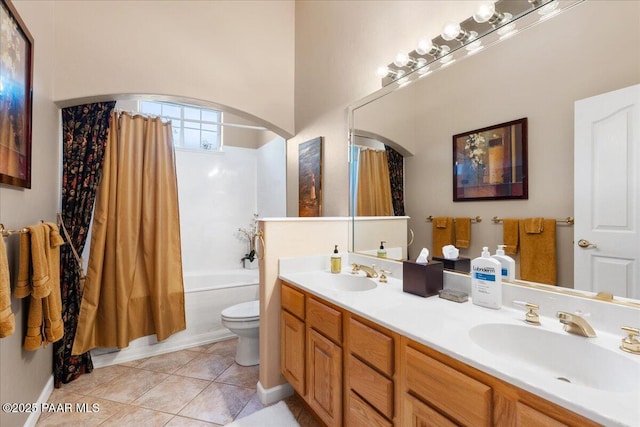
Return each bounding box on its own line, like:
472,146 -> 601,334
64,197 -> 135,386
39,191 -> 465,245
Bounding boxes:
376,66 -> 390,78
416,38 -> 433,55
441,22 -> 462,41
473,3 -> 496,23
393,52 -> 410,67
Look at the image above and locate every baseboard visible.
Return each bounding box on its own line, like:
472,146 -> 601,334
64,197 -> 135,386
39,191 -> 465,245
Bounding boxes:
257,380 -> 293,406
24,375 -> 54,427
91,330 -> 236,368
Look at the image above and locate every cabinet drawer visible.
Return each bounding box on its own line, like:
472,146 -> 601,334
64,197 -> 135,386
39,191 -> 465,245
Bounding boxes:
404,393 -> 457,427
405,345 -> 492,427
307,297 -> 342,344
349,355 -> 393,419
348,391 -> 392,427
282,283 -> 305,320
348,318 -> 394,376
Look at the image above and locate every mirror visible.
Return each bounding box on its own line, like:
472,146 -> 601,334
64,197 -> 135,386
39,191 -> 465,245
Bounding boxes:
349,0 -> 640,303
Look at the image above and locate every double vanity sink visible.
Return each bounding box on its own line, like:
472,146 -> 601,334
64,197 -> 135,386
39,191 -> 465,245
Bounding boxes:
279,255 -> 640,426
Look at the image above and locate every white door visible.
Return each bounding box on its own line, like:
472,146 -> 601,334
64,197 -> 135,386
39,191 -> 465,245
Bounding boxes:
574,84 -> 640,299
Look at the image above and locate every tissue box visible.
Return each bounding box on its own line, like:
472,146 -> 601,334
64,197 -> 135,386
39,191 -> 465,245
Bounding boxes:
432,256 -> 471,273
402,260 -> 444,297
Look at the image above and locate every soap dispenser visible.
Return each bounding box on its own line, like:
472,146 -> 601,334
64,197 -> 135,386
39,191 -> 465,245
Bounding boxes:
331,245 -> 341,274
471,246 -> 502,309
377,241 -> 387,258
492,244 -> 516,280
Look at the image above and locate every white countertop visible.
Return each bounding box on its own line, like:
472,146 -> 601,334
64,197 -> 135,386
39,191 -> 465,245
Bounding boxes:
279,258 -> 640,427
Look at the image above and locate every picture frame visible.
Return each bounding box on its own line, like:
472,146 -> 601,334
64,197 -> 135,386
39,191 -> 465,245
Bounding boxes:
453,118 -> 528,201
298,137 -> 323,217
0,0 -> 33,189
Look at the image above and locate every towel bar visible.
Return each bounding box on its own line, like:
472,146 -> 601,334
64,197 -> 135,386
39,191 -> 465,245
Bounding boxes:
491,216 -> 574,225
0,224 -> 29,237
425,216 -> 482,223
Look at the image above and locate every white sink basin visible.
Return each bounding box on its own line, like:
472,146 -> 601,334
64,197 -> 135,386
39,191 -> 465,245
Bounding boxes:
469,323 -> 639,393
300,271 -> 378,292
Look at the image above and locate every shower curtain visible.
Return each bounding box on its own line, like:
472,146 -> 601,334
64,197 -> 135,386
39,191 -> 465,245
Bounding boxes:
72,111 -> 186,355
356,148 -> 393,216
55,102 -> 115,387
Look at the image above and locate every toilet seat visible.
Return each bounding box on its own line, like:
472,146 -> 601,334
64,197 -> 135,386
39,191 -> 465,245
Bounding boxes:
221,300 -> 259,321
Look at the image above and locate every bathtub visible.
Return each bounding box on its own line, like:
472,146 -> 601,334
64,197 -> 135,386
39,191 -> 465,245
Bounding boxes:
91,269 -> 259,368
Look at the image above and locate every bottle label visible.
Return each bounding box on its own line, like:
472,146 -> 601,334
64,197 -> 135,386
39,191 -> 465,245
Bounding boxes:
474,272 -> 496,282
502,268 -> 508,276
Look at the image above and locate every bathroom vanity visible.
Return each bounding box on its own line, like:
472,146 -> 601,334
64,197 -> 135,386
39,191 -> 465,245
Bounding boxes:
278,255 -> 639,427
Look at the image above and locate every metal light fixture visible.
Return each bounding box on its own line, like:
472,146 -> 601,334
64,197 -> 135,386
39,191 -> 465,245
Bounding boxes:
376,0 -> 584,87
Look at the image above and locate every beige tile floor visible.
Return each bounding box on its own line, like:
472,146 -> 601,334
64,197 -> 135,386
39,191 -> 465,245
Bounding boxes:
37,338 -> 321,426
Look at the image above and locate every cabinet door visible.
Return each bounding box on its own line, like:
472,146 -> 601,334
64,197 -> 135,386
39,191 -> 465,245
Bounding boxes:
281,310 -> 305,394
404,394 -> 457,427
307,328 -> 342,427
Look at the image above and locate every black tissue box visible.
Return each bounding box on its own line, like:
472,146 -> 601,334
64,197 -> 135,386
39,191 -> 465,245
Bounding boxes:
402,260 -> 444,297
432,256 -> 471,273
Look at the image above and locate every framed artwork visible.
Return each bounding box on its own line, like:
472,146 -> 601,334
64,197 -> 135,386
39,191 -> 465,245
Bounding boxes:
453,118 -> 528,201
298,137 -> 322,217
0,0 -> 33,189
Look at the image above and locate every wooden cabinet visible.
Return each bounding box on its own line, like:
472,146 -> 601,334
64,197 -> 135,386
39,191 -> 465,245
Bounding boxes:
280,281 -> 600,427
280,310 -> 305,394
307,328 -> 342,426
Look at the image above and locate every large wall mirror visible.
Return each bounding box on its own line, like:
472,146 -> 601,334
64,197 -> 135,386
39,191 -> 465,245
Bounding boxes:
349,0 -> 640,304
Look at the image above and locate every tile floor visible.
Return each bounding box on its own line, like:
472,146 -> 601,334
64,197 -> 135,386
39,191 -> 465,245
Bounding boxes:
37,338 -> 321,426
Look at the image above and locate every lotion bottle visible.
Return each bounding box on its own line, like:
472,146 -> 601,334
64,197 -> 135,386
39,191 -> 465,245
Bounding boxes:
471,246 -> 502,309
331,245 -> 341,274
491,244 -> 516,280
377,241 -> 387,258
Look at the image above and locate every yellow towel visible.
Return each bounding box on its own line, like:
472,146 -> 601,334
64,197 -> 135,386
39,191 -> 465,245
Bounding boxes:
519,218 -> 557,285
0,236 -> 15,338
42,222 -> 64,343
524,217 -> 544,234
432,217 -> 454,257
23,222 -> 65,350
28,224 -> 51,299
14,232 -> 31,298
502,219 -> 519,255
454,217 -> 471,248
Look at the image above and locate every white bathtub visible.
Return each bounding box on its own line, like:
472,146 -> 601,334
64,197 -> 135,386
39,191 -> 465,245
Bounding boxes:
91,269 -> 259,368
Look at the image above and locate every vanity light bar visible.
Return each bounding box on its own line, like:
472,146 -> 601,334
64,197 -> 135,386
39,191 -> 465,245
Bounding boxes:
378,0 -> 584,88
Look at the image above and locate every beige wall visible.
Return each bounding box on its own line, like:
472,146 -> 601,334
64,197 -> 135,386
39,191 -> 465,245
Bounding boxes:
0,2 -> 60,426
289,1 -> 483,216
259,218 -> 349,390
52,0 -> 295,136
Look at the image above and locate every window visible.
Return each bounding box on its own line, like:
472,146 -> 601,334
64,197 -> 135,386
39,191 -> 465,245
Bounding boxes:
139,101 -> 222,151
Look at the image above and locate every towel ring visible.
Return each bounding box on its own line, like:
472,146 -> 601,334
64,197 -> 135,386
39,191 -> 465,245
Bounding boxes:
408,228 -> 415,246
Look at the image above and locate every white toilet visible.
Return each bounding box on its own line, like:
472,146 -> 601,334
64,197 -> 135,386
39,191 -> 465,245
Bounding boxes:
221,300 -> 260,366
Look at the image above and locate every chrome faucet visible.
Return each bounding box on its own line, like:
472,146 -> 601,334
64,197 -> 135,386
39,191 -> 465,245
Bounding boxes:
351,263 -> 378,278
556,311 -> 597,338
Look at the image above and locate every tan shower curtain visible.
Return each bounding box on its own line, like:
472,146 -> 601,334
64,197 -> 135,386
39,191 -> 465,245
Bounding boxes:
72,111 -> 185,355
357,148 -> 393,216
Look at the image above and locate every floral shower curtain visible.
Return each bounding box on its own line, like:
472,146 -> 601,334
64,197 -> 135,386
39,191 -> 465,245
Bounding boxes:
385,145 -> 405,216
54,102 -> 115,387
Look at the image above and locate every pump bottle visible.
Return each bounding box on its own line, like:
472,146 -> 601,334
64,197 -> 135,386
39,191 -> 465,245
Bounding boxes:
471,247 -> 502,309
331,245 -> 342,273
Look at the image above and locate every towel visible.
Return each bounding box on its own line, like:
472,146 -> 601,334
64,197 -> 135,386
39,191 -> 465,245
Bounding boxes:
23,223 -> 65,350
524,217 -> 544,234
454,217 -> 471,248
432,217 -> 454,257
519,218 -> 557,285
0,236 -> 15,338
41,222 -> 64,343
28,224 -> 51,299
14,232 -> 31,298
502,219 -> 519,255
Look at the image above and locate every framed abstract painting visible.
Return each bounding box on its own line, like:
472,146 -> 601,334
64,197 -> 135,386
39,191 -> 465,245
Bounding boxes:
0,0 -> 33,189
298,137 -> 323,217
